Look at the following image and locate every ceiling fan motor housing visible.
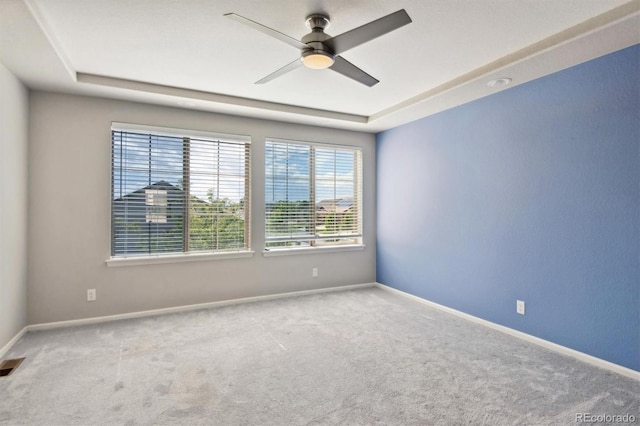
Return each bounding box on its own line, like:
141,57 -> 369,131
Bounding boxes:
301,14 -> 335,68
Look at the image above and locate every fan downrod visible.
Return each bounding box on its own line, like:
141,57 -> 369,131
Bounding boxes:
305,14 -> 330,31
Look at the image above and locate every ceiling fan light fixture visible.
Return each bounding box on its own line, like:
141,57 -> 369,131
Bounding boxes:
302,50 -> 335,69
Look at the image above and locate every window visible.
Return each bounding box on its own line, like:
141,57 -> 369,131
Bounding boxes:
145,189 -> 167,223
265,139 -> 362,249
111,124 -> 251,257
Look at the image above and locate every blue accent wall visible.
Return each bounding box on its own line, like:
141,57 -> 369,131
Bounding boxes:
376,45 -> 640,371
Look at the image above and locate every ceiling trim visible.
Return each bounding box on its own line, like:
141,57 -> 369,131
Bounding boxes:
21,0 -> 640,131
77,72 -> 368,123
23,0 -> 76,81
370,1 -> 640,122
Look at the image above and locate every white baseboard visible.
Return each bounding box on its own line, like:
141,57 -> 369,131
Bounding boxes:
27,282 -> 376,332
14,282 -> 637,381
0,327 -> 28,360
375,282 -> 640,382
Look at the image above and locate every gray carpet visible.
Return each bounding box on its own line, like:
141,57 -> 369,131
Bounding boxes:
0,287 -> 638,425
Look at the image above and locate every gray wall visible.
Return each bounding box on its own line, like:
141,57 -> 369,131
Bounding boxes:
0,63 -> 28,349
28,92 -> 376,324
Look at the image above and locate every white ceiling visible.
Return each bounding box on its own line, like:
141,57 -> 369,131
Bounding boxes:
0,0 -> 638,132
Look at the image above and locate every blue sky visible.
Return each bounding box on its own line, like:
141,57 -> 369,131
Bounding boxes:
113,131 -> 247,202
265,142 -> 357,203
113,132 -> 358,205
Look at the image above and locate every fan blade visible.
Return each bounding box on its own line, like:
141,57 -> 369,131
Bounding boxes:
329,56 -> 379,87
324,9 -> 411,54
255,58 -> 303,84
224,13 -> 308,50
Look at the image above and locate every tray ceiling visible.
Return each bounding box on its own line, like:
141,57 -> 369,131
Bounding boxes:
0,0 -> 638,132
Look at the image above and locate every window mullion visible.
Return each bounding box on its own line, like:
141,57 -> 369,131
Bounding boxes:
183,137 -> 191,252
354,151 -> 361,237
244,142 -> 251,249
310,147 -> 316,247
215,142 -> 220,251
147,134 -> 152,255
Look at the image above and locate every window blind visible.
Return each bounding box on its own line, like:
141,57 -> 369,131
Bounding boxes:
111,127 -> 251,257
265,139 -> 362,248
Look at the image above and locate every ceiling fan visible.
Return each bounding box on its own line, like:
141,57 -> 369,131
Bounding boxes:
224,9 -> 412,87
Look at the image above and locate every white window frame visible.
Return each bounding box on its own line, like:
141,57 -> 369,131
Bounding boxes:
264,138 -> 364,255
107,123 -> 253,266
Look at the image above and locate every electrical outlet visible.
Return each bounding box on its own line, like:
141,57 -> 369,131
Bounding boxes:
87,289 -> 97,302
312,267 -> 318,278
516,300 -> 525,315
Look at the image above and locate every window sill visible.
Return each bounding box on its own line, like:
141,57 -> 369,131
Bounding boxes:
106,250 -> 254,267
262,244 -> 365,257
